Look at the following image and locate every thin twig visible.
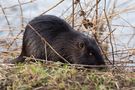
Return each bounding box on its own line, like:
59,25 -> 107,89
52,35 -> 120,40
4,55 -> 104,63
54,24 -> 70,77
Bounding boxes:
101,28 -> 116,43
28,24 -> 70,65
3,0 -> 37,10
72,0 -> 75,28
0,5 -> 14,36
86,0 -> 101,17
18,0 -> 24,28
44,42 -> 48,63
95,0 -> 98,25
0,4 -> 18,48
103,0 -> 115,66
39,0 -> 64,16
7,30 -> 24,50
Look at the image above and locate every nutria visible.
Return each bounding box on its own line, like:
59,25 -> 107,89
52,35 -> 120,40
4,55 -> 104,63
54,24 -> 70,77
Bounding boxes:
10,15 -> 105,66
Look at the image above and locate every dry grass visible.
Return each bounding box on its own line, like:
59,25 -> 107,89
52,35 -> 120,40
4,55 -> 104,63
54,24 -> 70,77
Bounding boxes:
0,62 -> 135,90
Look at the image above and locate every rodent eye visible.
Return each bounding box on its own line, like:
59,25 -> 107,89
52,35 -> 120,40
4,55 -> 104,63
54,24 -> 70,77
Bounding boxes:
78,42 -> 85,49
89,52 -> 93,56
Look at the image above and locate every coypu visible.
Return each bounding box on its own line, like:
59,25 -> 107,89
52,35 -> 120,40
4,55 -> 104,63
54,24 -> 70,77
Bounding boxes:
10,15 -> 105,66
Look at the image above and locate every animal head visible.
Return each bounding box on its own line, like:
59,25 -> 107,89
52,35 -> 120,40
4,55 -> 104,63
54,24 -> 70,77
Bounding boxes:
67,34 -> 105,68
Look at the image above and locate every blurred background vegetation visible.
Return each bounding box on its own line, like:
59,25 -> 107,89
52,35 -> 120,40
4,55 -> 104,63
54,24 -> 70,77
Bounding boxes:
0,0 -> 135,89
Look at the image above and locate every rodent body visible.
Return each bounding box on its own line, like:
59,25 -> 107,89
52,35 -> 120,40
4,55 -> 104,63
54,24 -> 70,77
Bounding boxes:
11,15 -> 105,66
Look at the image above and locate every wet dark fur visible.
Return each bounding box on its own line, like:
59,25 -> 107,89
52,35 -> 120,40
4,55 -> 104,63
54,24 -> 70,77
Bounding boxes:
11,15 -> 105,66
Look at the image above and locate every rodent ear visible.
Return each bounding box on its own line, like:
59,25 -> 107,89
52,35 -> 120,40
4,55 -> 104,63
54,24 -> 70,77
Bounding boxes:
78,42 -> 85,49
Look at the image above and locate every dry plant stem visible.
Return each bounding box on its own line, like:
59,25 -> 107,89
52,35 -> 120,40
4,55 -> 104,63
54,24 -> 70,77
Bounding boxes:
44,42 -> 48,63
86,0 -> 101,17
78,1 -> 86,19
39,0 -> 64,16
72,0 -> 75,28
3,0 -> 37,10
95,0 -> 98,25
112,24 -> 135,28
94,0 -> 99,39
92,32 -> 112,65
13,56 -> 108,68
7,30 -> 23,50
0,4 -> 18,48
6,0 -> 25,50
120,54 -> 133,60
4,56 -> 135,69
60,5 -> 72,17
28,24 -> 70,65
103,2 -> 115,66
113,48 -> 135,53
101,28 -> 116,43
1,61 -> 135,70
112,30 -> 117,58
0,5 -> 14,36
18,0 -> 24,28
120,16 -> 135,44
7,0 -> 24,50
